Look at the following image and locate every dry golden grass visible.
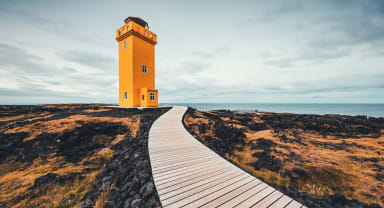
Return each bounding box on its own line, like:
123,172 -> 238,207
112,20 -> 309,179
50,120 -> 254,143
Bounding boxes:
94,186 -> 112,208
4,108 -> 141,142
184,109 -> 384,207
0,105 -> 143,207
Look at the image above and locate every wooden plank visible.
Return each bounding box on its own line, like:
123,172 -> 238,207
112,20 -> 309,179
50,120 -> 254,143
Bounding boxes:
153,159 -> 220,178
234,186 -> 275,207
150,151 -> 215,165
181,176 -> 255,208
161,170 -> 245,205
165,174 -> 251,208
153,156 -> 218,175
252,190 -> 283,208
150,146 -> 204,154
154,160 -> 227,183
148,106 -> 303,208
285,200 -> 303,208
218,183 -> 268,208
199,179 -> 262,208
151,154 -> 217,170
158,168 -> 238,195
150,149 -> 213,159
154,160 -> 226,181
155,161 -> 230,186
268,195 -> 293,208
156,166 -> 232,191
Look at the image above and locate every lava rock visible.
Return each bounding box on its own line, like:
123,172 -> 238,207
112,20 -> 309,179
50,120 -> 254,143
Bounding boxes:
31,173 -> 58,190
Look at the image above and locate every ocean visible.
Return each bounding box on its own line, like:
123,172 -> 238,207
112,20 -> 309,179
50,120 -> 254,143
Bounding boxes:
161,103 -> 384,118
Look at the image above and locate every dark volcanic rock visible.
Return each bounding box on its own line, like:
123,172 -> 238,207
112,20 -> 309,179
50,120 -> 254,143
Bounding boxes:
246,122 -> 269,131
79,107 -> 169,208
182,107 -> 381,208
0,132 -> 28,162
30,172 -> 82,191
0,104 -> 169,207
31,173 -> 58,190
260,113 -> 383,138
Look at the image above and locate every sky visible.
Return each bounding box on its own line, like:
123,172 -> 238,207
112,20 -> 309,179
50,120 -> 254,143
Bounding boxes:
0,0 -> 383,104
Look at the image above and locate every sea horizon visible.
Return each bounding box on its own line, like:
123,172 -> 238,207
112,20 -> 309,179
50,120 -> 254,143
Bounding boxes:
1,102 -> 384,118
162,103 -> 384,118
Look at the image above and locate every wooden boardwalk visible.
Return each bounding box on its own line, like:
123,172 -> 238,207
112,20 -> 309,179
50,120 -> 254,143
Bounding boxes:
148,106 -> 305,208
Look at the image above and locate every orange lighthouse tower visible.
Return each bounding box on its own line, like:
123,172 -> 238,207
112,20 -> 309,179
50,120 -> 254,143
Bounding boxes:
115,17 -> 158,107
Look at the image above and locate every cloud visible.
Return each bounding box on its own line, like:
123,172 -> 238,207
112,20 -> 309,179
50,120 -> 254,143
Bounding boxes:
249,0 -> 384,67
0,1 -> 383,104
177,61 -> 211,74
59,50 -> 116,70
0,43 -> 117,103
263,46 -> 352,68
191,51 -> 214,59
191,48 -> 231,59
0,43 -> 40,67
0,5 -> 75,35
0,43 -> 67,76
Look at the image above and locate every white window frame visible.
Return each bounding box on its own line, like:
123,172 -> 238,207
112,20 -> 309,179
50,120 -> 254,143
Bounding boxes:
123,41 -> 127,49
150,92 -> 155,101
142,65 -> 147,73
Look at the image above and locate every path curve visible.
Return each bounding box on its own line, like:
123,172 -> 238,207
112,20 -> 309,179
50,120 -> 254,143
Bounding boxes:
148,106 -> 305,208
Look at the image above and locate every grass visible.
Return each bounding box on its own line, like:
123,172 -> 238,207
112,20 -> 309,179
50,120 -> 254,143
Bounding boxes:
94,187 -> 112,208
184,109 -> 384,207
0,105 -> 144,207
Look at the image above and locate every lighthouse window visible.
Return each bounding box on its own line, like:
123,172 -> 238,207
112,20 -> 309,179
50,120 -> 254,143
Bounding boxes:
123,41 -> 127,49
142,65 -> 147,73
124,92 -> 127,100
150,93 -> 155,101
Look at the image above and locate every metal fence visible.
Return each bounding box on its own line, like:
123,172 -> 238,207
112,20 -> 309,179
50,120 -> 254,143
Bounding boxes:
193,107 -> 259,113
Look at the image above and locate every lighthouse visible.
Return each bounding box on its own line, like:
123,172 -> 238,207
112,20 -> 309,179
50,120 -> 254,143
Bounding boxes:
115,17 -> 158,107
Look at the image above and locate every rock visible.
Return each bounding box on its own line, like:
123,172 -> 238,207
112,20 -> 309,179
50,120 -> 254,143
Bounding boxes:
83,160 -> 92,165
31,173 -> 58,190
292,167 -> 308,178
147,196 -> 161,207
134,194 -> 141,199
128,176 -> 141,193
119,167 -> 131,176
136,160 -> 145,169
138,172 -> 150,182
124,199 -> 131,208
143,182 -> 154,198
183,108 -> 382,208
57,172 -> 80,183
102,176 -> 112,183
75,107 -> 169,208
61,193 -> 75,204
131,199 -> 141,208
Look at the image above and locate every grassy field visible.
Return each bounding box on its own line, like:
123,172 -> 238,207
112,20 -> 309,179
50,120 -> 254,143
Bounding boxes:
184,108 -> 384,207
0,104 -> 165,208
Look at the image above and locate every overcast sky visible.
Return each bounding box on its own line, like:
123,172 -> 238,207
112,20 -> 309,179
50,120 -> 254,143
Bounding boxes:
0,0 -> 383,104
